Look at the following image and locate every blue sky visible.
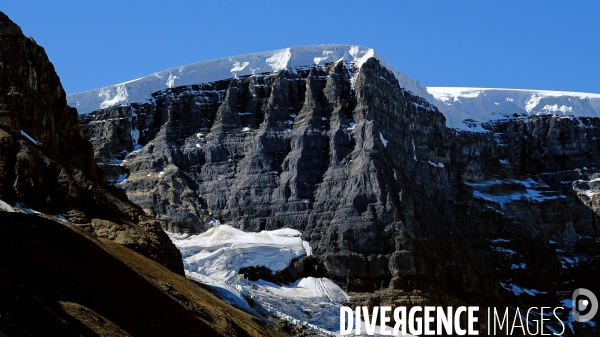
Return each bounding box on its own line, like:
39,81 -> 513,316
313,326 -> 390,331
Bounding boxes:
3,1 -> 599,94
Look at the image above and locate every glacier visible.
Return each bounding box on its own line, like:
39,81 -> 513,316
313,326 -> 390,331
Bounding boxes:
169,225 -> 350,335
168,225 -> 405,336
67,45 -> 600,135
67,44 -> 432,116
428,87 -> 600,131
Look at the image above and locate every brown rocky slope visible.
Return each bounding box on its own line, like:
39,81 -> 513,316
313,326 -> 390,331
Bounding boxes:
0,212 -> 287,337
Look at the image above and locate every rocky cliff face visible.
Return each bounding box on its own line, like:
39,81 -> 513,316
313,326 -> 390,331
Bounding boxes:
0,12 -> 182,275
78,49 -> 599,332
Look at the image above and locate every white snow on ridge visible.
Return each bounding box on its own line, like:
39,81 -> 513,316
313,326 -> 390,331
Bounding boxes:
428,87 -> 600,131
68,45 -> 432,115
67,44 -> 600,134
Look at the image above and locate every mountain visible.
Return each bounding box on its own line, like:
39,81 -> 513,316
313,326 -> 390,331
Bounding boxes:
70,44 -> 600,335
0,11 -> 288,336
70,45 -> 600,334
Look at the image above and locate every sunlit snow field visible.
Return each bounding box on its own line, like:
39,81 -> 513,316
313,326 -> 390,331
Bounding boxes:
168,224 -> 351,335
168,224 -> 409,336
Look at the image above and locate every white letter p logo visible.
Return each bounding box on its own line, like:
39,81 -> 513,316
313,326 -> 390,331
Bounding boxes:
572,288 -> 598,323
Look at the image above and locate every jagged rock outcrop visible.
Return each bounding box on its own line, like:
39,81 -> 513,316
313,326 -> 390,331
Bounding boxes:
78,46 -> 599,333
0,12 -> 182,274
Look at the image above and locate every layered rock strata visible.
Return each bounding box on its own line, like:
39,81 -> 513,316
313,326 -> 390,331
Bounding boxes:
78,47 -> 599,333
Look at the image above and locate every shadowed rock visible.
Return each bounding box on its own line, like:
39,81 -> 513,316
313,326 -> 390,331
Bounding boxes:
0,11 -> 183,275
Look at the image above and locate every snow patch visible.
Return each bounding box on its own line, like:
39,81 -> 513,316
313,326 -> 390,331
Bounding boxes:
302,241 -> 312,256
131,128 -> 140,148
55,214 -> 68,222
467,178 -> 566,207
500,282 -> 547,296
230,61 -> 250,76
379,132 -> 388,148
427,160 -> 444,168
494,247 -> 517,256
114,173 -> 128,183
491,238 -> 510,243
0,199 -> 15,212
168,225 -> 350,334
14,203 -> 39,215
20,130 -> 40,146
511,263 -> 526,269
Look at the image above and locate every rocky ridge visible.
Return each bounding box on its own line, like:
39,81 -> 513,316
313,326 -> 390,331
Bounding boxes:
76,47 -> 600,333
0,11 -> 182,274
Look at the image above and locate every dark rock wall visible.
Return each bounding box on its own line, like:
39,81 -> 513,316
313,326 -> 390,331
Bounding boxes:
80,55 -> 600,316
0,12 -> 183,275
0,13 -> 97,176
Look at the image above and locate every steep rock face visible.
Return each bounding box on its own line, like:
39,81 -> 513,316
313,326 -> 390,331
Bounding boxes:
0,12 -> 182,274
78,53 -> 599,326
449,116 -> 600,293
78,59 -> 492,293
0,16 -> 96,176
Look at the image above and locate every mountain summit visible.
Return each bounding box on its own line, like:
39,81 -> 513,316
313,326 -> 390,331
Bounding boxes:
68,45 -> 600,135
67,44 -> 432,114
